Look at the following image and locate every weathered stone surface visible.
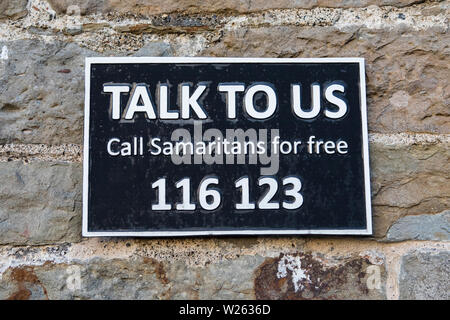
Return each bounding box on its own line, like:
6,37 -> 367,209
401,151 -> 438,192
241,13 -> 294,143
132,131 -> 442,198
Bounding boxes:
0,259 -> 162,300
165,255 -> 264,299
0,0 -> 28,20
198,255 -> 264,299
0,250 -> 387,300
47,0 -> 439,16
399,250 -> 449,300
0,255 -> 263,299
41,258 -> 170,299
370,138 -> 450,193
0,40 -> 93,145
0,265 -> 49,300
374,174 -> 448,214
0,39 -> 173,144
204,26 -> 450,134
0,161 -> 82,245
386,210 -> 450,241
254,253 -> 386,299
370,140 -> 450,237
1,239 -> 448,300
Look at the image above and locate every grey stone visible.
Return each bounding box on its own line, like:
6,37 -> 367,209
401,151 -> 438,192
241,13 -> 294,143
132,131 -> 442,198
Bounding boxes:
45,258 -> 168,299
0,258 -> 166,300
134,42 -> 173,57
0,161 -> 82,245
399,250 -> 450,300
0,40 -> 95,145
197,255 -> 264,299
64,26 -> 83,36
158,255 -> 264,299
386,211 -> 450,241
0,0 -> 28,20
0,39 -> 176,144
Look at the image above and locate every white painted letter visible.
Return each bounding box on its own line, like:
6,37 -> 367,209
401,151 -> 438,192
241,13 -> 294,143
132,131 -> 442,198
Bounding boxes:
218,83 -> 245,119
324,84 -> 347,119
181,84 -> 208,119
291,84 -> 321,119
124,84 -> 157,120
158,84 -> 179,119
244,84 -> 277,119
107,138 -> 120,156
103,85 -> 130,120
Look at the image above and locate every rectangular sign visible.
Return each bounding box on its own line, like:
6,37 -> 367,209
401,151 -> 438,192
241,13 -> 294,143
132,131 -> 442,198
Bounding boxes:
83,57 -> 372,236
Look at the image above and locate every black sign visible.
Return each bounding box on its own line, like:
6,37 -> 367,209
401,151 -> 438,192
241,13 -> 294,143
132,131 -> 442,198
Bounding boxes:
83,57 -> 372,236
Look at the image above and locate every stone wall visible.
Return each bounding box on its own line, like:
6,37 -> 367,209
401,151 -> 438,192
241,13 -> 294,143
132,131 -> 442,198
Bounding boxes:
0,0 -> 448,300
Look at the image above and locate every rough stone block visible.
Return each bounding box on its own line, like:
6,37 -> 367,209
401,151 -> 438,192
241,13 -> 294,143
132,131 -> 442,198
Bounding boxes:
0,0 -> 28,20
0,40 -> 92,145
0,255 -> 263,299
370,139 -> 450,238
0,39 -> 175,144
386,210 -> 450,241
0,161 -> 82,245
254,252 -> 386,299
399,250 -> 449,300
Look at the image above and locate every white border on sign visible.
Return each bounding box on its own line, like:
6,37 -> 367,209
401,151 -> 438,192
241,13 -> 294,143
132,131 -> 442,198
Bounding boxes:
83,57 -> 372,237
